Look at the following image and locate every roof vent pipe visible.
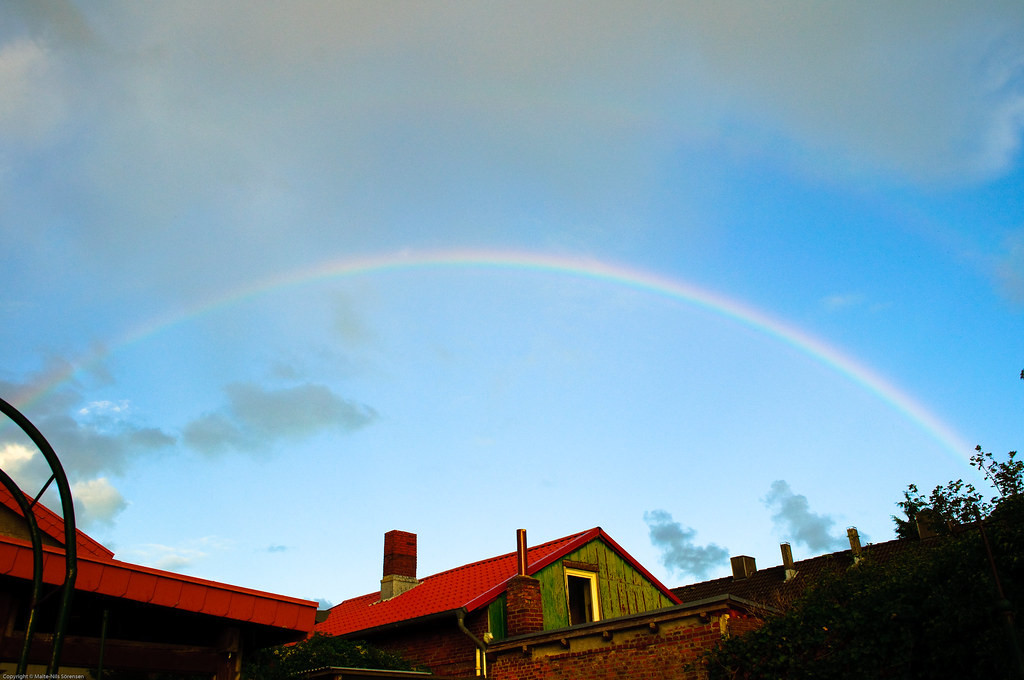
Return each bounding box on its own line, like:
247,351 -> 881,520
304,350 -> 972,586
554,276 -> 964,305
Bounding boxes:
780,543 -> 797,582
847,527 -> 862,564
516,529 -> 528,576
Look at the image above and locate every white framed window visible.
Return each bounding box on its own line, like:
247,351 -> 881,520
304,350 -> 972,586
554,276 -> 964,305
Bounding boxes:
564,568 -> 600,625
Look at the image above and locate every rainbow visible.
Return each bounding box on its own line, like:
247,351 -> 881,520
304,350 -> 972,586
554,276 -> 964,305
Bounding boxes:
9,248 -> 973,462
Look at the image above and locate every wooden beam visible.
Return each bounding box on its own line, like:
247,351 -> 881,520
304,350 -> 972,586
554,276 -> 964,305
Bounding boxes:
1,634 -> 225,673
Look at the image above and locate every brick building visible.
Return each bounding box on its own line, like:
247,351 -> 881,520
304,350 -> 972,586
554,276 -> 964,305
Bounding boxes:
315,528 -> 765,679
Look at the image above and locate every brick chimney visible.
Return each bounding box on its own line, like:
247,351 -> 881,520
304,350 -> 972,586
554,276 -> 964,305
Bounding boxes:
505,529 -> 543,636
381,530 -> 419,600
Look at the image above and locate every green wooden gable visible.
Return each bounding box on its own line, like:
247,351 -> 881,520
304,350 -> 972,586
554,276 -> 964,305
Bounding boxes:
487,536 -> 674,639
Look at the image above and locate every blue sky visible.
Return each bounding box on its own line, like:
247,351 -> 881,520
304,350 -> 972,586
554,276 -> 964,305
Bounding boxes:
1,1 -> 1022,607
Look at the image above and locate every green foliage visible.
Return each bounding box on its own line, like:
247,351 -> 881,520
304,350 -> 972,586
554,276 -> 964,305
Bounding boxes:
704,432 -> 1024,680
242,634 -> 423,680
704,495 -> 1024,679
893,447 -> 1021,539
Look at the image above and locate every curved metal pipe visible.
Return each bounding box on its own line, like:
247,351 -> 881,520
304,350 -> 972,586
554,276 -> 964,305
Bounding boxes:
0,397 -> 78,674
0,469 -> 45,674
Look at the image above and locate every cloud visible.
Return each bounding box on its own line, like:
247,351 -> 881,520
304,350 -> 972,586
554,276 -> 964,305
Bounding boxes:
181,381 -> 377,456
125,536 -> 232,573
0,442 -> 47,483
763,480 -> 845,552
822,293 -> 865,311
1,2 -> 1019,303
994,228 -> 1024,304
0,368 -> 176,489
0,38 -> 65,142
644,510 -> 729,579
71,476 -> 127,527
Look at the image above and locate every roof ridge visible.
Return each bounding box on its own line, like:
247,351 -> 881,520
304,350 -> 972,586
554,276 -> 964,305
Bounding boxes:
326,528 -> 596,611
420,528 -> 592,581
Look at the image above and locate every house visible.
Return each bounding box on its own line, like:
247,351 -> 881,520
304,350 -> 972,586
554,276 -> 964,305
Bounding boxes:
315,528 -> 765,679
0,485 -> 318,678
672,528 -> 924,612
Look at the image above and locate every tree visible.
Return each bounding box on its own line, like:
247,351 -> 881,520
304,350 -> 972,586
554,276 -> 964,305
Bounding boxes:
242,634 -> 423,680
893,446 -> 1020,539
703,447 -> 1023,680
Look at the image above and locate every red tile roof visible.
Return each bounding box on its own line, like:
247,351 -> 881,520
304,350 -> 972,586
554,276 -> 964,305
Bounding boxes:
0,486 -> 114,560
317,527 -> 680,637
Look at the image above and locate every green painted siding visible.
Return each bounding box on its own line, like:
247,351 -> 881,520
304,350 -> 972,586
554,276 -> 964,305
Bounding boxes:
487,593 -> 507,640
532,538 -> 673,632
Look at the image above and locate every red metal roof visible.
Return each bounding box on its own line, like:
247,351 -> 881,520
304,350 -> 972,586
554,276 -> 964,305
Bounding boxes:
0,532 -> 317,632
316,527 -> 680,637
0,486 -> 114,560
0,485 -> 316,633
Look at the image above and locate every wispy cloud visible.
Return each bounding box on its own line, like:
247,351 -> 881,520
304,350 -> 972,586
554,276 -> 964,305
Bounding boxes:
125,536 -> 233,573
0,38 -> 66,141
644,510 -> 728,579
822,293 -> 866,311
763,480 -> 845,552
994,228 -> 1024,305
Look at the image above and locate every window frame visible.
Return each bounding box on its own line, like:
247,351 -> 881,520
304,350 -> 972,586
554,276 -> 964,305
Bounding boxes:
564,567 -> 601,625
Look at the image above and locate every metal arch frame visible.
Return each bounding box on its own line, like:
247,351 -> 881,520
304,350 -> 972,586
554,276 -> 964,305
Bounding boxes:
0,397 -> 78,674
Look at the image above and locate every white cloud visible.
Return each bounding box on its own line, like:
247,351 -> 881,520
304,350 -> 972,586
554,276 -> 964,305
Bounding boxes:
71,476 -> 127,527
0,442 -> 36,474
78,400 -> 129,417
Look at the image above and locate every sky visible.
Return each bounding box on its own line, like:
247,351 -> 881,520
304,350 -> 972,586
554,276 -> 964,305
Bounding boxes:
1,1 -> 1022,609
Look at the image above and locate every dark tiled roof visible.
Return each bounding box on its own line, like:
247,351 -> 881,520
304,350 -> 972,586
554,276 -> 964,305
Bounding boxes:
673,539 -> 923,611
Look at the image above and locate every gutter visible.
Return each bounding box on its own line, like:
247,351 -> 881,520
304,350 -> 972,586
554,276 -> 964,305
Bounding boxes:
456,607 -> 488,678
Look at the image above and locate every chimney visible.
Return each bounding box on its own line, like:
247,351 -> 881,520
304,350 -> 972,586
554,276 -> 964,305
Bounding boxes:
516,528 -> 528,576
381,530 -> 419,600
780,543 -> 797,581
506,529 -> 543,636
915,509 -> 941,539
847,527 -> 862,564
730,555 -> 756,580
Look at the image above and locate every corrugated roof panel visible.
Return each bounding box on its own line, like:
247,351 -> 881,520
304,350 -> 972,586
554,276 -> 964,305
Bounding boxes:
0,533 -> 318,634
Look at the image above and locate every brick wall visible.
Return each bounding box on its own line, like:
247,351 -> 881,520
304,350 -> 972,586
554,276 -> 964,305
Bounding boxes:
362,609 -> 489,678
488,603 -> 761,680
